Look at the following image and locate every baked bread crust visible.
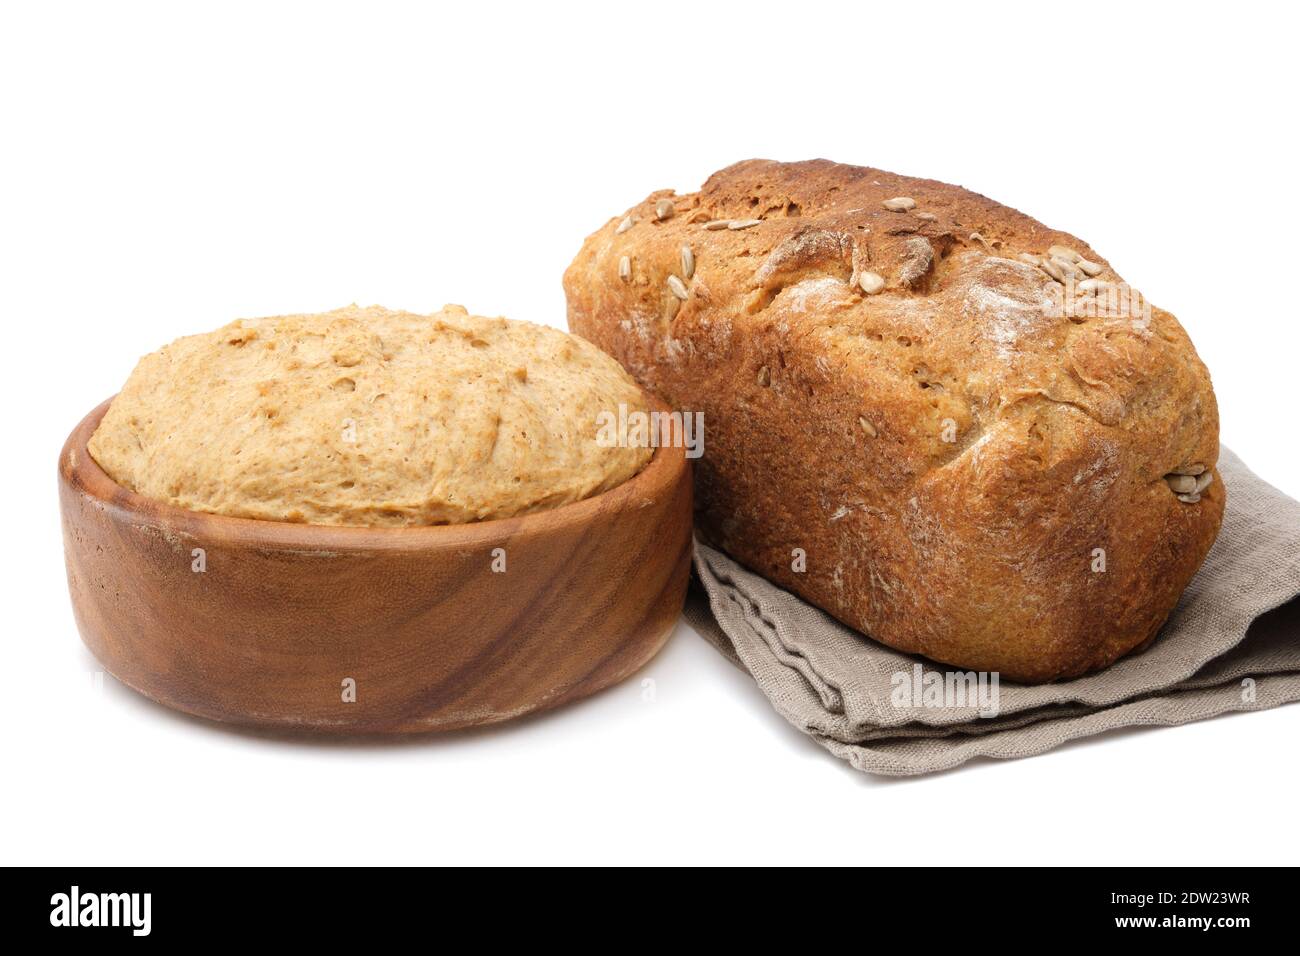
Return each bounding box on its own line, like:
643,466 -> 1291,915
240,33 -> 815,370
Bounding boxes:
565,159 -> 1223,682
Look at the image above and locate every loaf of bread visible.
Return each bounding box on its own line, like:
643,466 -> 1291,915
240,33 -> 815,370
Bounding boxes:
89,304 -> 652,526
565,159 -> 1223,682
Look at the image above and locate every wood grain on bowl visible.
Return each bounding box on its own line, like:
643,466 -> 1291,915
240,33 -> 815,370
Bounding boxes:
59,397 -> 692,734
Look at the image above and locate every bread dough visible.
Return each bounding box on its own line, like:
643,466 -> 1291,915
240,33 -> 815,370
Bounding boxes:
89,304 -> 652,526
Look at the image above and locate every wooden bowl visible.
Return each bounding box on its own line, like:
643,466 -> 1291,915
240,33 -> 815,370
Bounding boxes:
59,397 -> 692,733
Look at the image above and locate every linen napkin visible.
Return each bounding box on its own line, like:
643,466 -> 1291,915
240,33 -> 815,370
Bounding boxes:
685,446 -> 1300,776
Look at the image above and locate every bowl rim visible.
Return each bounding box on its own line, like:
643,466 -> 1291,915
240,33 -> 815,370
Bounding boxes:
61,392 -> 689,552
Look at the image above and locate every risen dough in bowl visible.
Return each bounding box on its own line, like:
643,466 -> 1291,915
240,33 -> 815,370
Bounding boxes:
89,304 -> 652,526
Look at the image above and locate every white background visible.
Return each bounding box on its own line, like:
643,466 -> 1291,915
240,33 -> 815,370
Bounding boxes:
3,1 -> 1297,865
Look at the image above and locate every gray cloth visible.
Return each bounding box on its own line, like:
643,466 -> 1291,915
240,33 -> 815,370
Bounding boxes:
685,446 -> 1300,776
